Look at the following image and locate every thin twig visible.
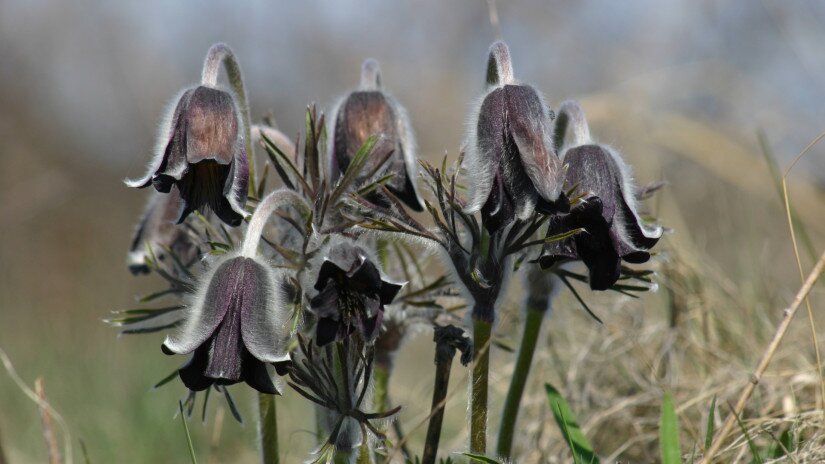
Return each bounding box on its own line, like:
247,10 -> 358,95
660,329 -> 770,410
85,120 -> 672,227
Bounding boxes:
702,250 -> 825,462
35,378 -> 62,464
0,348 -> 72,464
781,131 -> 825,414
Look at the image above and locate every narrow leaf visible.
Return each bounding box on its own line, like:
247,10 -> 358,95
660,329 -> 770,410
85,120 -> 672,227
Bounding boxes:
660,392 -> 682,464
545,383 -> 599,464
704,395 -> 716,451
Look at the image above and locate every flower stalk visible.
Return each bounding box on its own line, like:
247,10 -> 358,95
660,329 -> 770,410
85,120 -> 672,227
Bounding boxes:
202,43 -> 256,198
470,316 -> 492,454
258,393 -> 279,464
496,268 -> 557,458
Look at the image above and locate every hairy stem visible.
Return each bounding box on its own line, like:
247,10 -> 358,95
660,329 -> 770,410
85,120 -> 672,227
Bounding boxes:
372,364 -> 390,413
496,307 -> 545,458
258,393 -> 279,464
471,317 -> 492,454
202,43 -> 256,198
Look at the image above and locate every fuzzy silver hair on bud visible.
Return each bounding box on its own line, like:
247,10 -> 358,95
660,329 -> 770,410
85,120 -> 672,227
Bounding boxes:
465,41 -> 566,230
125,85 -> 249,227
541,100 -> 663,290
127,189 -> 199,275
328,58 -> 424,211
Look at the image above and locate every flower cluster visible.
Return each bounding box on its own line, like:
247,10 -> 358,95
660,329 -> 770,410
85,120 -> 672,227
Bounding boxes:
115,40 -> 665,462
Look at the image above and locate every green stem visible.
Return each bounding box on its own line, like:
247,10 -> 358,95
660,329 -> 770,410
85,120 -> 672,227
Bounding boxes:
202,43 -> 256,199
471,317 -> 492,454
496,307 -> 545,458
258,393 -> 279,464
372,364 -> 390,412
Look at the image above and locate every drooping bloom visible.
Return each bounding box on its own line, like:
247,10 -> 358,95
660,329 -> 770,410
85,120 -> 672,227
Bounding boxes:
539,100 -> 662,290
465,41 -> 567,230
329,58 -> 424,211
126,85 -> 249,226
127,189 -> 199,275
311,243 -> 403,346
161,255 -> 289,393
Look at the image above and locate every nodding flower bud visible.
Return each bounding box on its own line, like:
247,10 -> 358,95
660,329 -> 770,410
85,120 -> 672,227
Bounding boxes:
540,101 -> 663,290
159,189 -> 305,394
465,41 -> 567,230
310,242 -> 404,347
126,85 -> 249,227
329,58 -> 424,211
127,189 -> 198,275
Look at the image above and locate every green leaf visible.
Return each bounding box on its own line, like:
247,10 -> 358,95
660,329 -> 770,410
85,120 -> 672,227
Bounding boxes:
545,383 -> 600,464
660,392 -> 682,464
730,406 -> 762,464
461,453 -> 501,464
329,135 -> 378,204
178,401 -> 198,464
768,426 -> 794,459
704,395 -> 716,451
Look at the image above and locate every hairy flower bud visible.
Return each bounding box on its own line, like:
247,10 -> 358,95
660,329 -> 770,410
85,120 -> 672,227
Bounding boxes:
126,85 -> 249,226
127,189 -> 199,275
161,255 -> 289,393
329,58 -> 424,211
540,101 -> 662,290
466,41 -> 566,230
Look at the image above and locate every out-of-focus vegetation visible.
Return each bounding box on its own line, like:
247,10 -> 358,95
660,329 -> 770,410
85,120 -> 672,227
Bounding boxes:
1,1 -> 825,462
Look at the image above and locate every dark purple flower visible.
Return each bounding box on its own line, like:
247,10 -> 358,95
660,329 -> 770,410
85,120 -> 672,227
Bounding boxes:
126,85 -> 249,226
162,255 -> 289,393
329,59 -> 424,211
539,101 -> 662,290
311,244 -> 403,346
127,189 -> 199,275
465,42 -> 566,230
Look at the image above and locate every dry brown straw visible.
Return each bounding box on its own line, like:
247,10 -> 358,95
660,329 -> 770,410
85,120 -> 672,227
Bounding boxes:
702,250 -> 825,462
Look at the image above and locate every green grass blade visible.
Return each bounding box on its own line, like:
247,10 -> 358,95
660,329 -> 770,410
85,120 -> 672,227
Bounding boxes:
729,404 -> 762,464
704,395 -> 716,451
660,392 -> 682,464
461,453 -> 501,463
178,400 -> 198,464
545,383 -> 600,464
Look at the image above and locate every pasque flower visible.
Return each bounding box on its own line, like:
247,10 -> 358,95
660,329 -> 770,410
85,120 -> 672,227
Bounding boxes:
160,189 -> 305,393
127,189 -> 199,275
465,41 -> 566,230
311,242 -> 403,346
539,100 -> 663,290
329,58 -> 424,211
126,84 -> 249,226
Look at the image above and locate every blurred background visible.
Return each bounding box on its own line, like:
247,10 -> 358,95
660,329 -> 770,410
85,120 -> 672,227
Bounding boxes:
2,1 -> 825,462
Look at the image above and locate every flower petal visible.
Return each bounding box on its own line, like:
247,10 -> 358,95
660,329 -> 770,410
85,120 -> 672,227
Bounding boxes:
184,86 -> 238,165
241,351 -> 280,394
178,344 -> 214,392
505,85 -> 564,206
124,88 -> 193,188
162,256 -> 242,355
239,259 -> 290,363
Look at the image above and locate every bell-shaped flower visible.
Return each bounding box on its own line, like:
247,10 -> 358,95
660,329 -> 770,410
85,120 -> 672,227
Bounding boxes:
329,58 -> 424,211
126,85 -> 249,226
465,41 -> 566,230
539,101 -> 662,290
161,255 -> 289,393
127,189 -> 199,275
310,243 -> 403,346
